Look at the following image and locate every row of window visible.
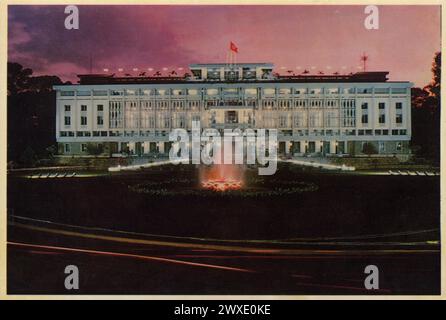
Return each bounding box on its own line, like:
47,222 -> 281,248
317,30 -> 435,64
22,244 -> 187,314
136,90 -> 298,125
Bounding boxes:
360,102 -> 403,124
64,116 -> 103,126
59,128 -> 408,139
63,141 -> 404,154
358,129 -> 407,136
65,104 -> 103,112
361,102 -> 403,110
59,87 -> 409,97
64,100 -> 405,112
361,114 -> 403,124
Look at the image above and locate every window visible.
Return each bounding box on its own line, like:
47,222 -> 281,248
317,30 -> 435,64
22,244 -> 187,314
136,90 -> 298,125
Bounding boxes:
375,130 -> 382,135
81,116 -> 87,125
279,115 -> 287,127
392,88 -> 407,94
64,105 -> 71,112
279,88 -> 291,95
81,144 -> 87,152
375,88 -> 390,94
64,116 -> 71,126
378,103 -> 386,110
81,105 -> 87,111
361,103 -> 368,110
60,91 -> 75,96
361,114 -> 368,124
97,104 -> 103,111
64,144 -> 71,153
359,88 -> 372,94
93,90 -> 108,96
396,142 -> 402,151
379,114 -> 386,124
77,91 -> 90,96
392,129 -> 399,135
264,88 -> 275,95
97,116 -> 104,125
207,88 -> 218,95
379,142 -> 385,153
395,102 -> 403,124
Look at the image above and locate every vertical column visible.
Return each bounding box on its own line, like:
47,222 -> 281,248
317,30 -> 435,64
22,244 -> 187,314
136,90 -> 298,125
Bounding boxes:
330,140 -> 336,154
128,142 -> 135,154
300,141 -> 307,154
285,141 -> 291,154
406,91 -> 411,136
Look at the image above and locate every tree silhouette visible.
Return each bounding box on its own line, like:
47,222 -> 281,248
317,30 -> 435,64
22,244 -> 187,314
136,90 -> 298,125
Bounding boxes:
7,62 -> 66,166
411,52 -> 441,163
7,62 -> 32,96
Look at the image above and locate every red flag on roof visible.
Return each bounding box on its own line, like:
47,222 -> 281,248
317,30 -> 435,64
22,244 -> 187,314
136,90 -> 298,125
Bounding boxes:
230,41 -> 238,53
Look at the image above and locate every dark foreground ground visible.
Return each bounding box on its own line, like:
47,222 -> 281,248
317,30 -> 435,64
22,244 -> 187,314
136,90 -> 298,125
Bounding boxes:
7,164 -> 441,295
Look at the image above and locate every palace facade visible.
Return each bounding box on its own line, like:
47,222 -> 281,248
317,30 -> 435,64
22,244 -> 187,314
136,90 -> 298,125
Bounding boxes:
54,62 -> 412,156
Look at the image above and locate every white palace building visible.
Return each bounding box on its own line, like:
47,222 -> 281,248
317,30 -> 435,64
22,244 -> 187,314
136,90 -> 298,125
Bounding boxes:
54,62 -> 412,157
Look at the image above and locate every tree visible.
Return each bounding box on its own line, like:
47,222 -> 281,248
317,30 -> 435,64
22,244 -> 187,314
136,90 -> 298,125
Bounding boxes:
7,62 -> 68,166
19,146 -> 37,167
410,52 -> 441,163
7,62 -> 32,96
86,143 -> 103,156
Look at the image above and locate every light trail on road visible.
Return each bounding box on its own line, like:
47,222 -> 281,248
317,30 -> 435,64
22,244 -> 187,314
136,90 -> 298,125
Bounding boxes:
8,241 -> 255,273
10,215 -> 440,246
11,222 -> 439,256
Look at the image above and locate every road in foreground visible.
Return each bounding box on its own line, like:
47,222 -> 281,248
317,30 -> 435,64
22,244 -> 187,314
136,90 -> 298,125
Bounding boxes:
8,220 -> 440,295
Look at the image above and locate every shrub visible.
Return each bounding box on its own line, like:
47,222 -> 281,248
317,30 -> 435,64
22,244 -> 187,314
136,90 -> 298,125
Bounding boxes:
362,142 -> 378,155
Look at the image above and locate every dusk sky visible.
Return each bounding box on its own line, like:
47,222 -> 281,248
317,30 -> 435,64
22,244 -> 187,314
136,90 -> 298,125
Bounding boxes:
8,5 -> 441,86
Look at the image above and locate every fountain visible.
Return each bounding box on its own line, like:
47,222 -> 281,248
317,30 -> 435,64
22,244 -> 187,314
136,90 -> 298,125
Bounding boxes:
199,164 -> 244,192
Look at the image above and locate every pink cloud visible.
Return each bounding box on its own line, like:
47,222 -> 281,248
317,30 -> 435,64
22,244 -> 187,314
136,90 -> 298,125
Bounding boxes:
8,5 -> 441,86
